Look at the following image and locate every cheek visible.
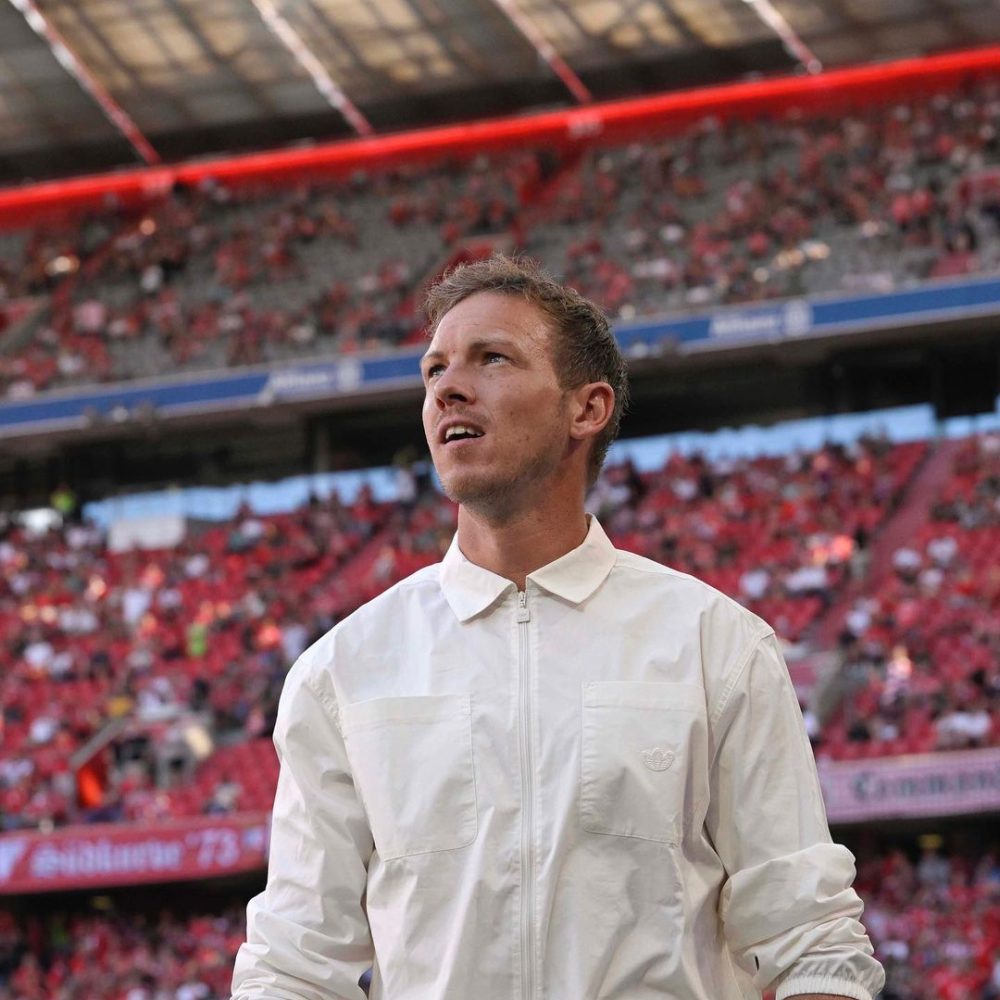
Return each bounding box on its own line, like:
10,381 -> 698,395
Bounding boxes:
421,395 -> 436,431
508,392 -> 562,439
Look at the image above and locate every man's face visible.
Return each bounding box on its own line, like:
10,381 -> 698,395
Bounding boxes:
421,291 -> 573,519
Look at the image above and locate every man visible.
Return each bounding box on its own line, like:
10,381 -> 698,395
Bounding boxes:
231,255 -> 884,1000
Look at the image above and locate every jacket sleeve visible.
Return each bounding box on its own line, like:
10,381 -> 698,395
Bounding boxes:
231,653 -> 374,1000
706,630 -> 885,1000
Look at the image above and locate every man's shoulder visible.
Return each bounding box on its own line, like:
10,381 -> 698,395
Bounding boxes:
614,546 -> 763,613
610,545 -> 774,649
291,561 -> 445,679
351,560 -> 446,624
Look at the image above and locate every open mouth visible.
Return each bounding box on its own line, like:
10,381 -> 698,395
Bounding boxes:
441,424 -> 485,445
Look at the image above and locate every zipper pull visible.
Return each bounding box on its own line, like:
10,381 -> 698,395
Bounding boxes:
516,590 -> 531,623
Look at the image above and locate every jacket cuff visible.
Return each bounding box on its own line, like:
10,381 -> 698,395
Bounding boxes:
776,974 -> 874,1000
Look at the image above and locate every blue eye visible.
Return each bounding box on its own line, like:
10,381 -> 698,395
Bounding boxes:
484,352 -> 506,364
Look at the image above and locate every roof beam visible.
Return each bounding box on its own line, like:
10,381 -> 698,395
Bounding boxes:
650,0 -> 705,46
406,0 -> 489,76
301,0 -> 376,76
165,0 -> 281,118
246,0 -> 374,137
6,0 -> 160,165
740,0 -> 822,74
484,0 -> 592,104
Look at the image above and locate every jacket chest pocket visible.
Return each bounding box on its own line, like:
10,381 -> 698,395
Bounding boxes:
340,694 -> 478,861
580,682 -> 705,846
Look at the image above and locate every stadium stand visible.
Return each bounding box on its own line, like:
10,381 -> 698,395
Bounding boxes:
0,153 -> 539,397
854,839 -> 1000,1000
0,488 -> 389,829
0,901 -> 246,1000
599,439 -> 926,643
1,75 -> 999,398
2,430 -> 997,831
1,43 -> 999,1000
817,432 -> 999,759
528,76 -> 1000,316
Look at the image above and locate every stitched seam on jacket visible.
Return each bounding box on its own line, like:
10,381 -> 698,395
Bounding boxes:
303,672 -> 342,734
709,627 -> 773,741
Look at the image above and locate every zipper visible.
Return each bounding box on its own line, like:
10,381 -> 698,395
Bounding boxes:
517,588 -> 534,1000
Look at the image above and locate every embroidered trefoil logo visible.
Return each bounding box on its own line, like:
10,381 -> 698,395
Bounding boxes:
640,747 -> 675,771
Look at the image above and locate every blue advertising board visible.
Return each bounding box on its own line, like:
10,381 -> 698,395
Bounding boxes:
2,275 -> 998,438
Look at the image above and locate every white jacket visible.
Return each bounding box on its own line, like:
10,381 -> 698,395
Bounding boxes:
232,518 -> 884,1000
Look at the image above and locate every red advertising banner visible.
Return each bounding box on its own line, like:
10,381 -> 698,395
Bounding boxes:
0,813 -> 269,894
818,747 -> 1000,824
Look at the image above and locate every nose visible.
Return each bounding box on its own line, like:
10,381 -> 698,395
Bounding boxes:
432,364 -> 474,409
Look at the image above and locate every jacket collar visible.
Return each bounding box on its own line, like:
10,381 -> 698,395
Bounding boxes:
440,516 -> 618,622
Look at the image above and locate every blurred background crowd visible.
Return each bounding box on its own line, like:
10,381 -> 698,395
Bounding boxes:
0,7 -> 998,999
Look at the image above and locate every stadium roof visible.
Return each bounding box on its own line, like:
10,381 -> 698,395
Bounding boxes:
1,0 -> 998,184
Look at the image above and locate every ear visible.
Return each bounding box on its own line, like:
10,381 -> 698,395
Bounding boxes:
568,381 -> 615,443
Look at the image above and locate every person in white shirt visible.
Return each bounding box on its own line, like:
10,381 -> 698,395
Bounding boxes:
231,255 -> 884,1000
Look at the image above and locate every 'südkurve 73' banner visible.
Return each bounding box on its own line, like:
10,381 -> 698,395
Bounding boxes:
0,813 -> 269,894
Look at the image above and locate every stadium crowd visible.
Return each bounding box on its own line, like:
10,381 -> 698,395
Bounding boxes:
536,76 -> 1000,316
0,902 -> 244,1000
594,438 -> 925,643
2,430 -> 997,831
1,56 -> 998,1000
855,840 -> 1000,1000
1,75 -> 999,398
0,487 -> 391,830
0,151 -> 539,398
820,433 -> 999,758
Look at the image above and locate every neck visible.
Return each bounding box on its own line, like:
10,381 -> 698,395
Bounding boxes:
456,493 -> 589,591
